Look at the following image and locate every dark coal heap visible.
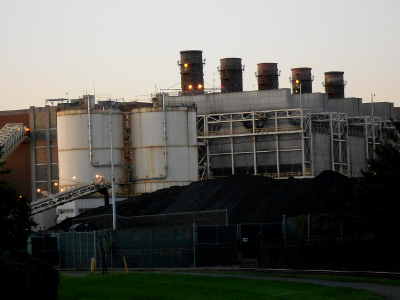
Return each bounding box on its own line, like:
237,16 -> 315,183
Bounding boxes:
51,171 -> 357,231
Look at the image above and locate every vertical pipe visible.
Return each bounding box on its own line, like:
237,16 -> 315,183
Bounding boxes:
110,108 -> 116,230
300,85 -> 305,176
231,137 -> 235,175
253,136 -> 257,175
330,112 -> 335,170
282,215 -> 286,240
93,231 -> 96,268
365,116 -> 369,161
371,94 -> 376,159
310,113 -> 314,176
29,106 -> 36,202
307,214 -> 310,242
275,111 -> 280,177
192,222 -> 196,268
339,115 -> 343,174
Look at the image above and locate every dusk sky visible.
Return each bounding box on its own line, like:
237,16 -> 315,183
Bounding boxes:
1,0 -> 399,111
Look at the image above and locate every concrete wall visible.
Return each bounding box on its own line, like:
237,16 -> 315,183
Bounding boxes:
290,93 -> 328,113
361,102 -> 394,121
348,136 -> 367,177
312,133 -> 332,176
177,89 -> 292,114
327,98 -> 362,117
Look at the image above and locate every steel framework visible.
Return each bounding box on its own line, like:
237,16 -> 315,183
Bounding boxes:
311,112 -> 349,174
0,123 -> 28,162
348,116 -> 381,160
30,180 -> 110,216
197,108 -> 312,179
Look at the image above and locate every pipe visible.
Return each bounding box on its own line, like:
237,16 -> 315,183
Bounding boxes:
87,97 -> 125,168
134,92 -> 168,181
110,107 -> 116,230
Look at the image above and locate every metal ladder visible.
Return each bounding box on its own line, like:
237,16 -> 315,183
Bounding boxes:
30,180 -> 111,215
0,123 -> 28,162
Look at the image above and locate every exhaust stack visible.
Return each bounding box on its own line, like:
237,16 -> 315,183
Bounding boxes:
291,67 -> 313,94
219,58 -> 244,93
324,71 -> 346,99
256,63 -> 280,90
178,50 -> 205,95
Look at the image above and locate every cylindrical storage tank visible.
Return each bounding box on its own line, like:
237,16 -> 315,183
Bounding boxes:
179,50 -> 205,95
324,71 -> 345,98
131,105 -> 198,194
57,108 -> 124,193
291,67 -> 313,94
219,58 -> 244,93
256,63 -> 279,90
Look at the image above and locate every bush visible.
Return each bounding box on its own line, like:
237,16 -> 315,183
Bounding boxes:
0,251 -> 59,300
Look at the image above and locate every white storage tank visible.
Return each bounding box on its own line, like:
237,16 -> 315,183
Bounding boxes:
56,108 -> 124,221
131,105 -> 198,193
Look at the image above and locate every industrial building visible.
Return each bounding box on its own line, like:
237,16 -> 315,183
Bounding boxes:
1,49 -> 399,231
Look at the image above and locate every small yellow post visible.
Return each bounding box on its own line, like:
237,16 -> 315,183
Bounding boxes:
91,257 -> 95,274
123,256 -> 128,273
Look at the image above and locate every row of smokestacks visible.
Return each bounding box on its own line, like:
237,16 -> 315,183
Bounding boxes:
179,50 -> 346,99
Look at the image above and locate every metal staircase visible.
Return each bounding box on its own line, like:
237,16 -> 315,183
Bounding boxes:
0,123 -> 28,162
30,179 -> 111,216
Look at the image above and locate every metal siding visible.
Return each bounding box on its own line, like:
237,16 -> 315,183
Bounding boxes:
57,109 -> 124,190
131,106 -> 198,194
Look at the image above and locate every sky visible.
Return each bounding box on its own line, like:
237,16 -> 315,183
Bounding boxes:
1,0 -> 399,111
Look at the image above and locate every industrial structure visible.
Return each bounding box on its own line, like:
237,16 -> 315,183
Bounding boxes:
1,49 -> 399,231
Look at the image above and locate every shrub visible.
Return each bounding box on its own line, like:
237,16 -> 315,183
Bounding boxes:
0,251 -> 59,300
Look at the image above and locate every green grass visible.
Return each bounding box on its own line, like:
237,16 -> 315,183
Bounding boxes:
183,270 -> 400,286
58,272 -> 384,300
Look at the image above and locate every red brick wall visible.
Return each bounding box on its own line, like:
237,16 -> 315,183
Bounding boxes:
0,112 -> 32,201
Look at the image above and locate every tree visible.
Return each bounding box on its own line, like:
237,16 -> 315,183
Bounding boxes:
0,157 -> 36,250
351,120 -> 400,241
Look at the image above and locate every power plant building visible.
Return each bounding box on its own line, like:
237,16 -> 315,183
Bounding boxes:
1,49 -> 399,231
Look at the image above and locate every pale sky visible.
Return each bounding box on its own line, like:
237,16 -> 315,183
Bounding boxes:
1,0 -> 399,111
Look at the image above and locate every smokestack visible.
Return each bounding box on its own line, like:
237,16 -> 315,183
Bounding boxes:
291,67 -> 313,94
256,63 -> 280,90
219,58 -> 244,93
178,50 -> 205,95
324,71 -> 346,99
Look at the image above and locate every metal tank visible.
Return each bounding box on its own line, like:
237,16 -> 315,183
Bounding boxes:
256,63 -> 280,90
131,105 -> 198,194
324,71 -> 346,99
219,58 -> 244,93
178,50 -> 205,95
291,67 -> 313,94
57,108 -> 124,193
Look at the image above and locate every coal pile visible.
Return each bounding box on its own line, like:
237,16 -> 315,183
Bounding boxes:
51,171 -> 357,231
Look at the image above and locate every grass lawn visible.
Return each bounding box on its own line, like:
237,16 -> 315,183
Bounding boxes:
185,270 -> 400,286
58,272 -> 384,300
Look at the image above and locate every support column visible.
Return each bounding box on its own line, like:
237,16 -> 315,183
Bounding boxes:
29,106 -> 36,202
253,136 -> 257,175
230,137 -> 234,175
330,112 -> 334,170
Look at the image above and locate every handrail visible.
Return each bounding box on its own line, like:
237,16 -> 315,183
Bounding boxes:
0,123 -> 27,162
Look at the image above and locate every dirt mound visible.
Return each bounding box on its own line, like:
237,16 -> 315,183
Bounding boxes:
51,171 -> 357,231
